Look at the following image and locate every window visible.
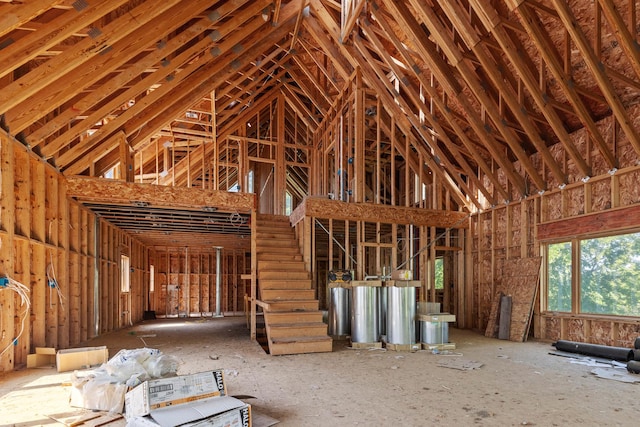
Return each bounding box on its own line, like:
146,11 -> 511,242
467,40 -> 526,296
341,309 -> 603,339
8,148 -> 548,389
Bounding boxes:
434,257 -> 444,290
546,231 -> 640,316
149,265 -> 155,292
547,242 -> 572,312
580,234 -> 640,315
121,255 -> 130,293
285,192 -> 292,216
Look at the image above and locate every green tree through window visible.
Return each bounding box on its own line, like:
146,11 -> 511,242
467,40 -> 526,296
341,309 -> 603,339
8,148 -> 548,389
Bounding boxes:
546,231 -> 640,316
547,242 -> 571,312
580,234 -> 640,316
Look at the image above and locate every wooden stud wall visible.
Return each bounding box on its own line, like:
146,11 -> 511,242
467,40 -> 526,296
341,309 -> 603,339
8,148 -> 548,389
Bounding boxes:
153,248 -> 249,317
471,105 -> 640,344
0,130 -> 150,371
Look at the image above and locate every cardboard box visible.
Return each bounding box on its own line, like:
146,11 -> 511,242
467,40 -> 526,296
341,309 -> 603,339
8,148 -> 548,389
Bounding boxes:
390,269 -> 413,280
27,347 -> 56,368
416,313 -> 456,322
134,396 -> 251,427
56,346 -> 109,372
125,370 -> 227,418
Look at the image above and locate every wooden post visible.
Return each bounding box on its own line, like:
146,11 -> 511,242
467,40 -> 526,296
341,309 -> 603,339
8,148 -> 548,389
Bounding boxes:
0,132 -> 15,371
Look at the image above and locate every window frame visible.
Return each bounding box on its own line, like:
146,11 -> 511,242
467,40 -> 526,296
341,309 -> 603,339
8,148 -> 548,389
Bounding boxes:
543,228 -> 640,318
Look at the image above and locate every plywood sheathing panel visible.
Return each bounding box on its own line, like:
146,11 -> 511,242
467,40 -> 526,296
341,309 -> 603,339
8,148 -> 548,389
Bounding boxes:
65,177 -> 254,212
566,318 -> 586,342
488,257 -> 542,342
588,320 -> 613,346
590,179 -> 611,212
618,170 -> 640,206
616,323 -> 640,348
484,291 -> 503,338
545,317 -> 562,342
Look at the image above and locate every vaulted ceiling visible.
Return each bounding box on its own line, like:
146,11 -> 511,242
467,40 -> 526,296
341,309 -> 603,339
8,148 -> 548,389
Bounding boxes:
1,0 -> 639,209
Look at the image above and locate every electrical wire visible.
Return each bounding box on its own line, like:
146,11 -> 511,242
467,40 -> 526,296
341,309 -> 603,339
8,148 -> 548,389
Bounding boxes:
46,251 -> 65,310
0,276 -> 31,358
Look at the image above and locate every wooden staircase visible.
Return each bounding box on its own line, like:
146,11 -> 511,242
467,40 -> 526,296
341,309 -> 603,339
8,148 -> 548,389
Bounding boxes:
255,214 -> 332,356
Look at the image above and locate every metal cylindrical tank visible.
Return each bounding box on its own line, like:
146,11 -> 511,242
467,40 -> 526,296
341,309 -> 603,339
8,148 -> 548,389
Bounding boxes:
377,286 -> 387,337
386,285 -> 416,345
350,283 -> 379,343
328,286 -> 351,336
420,321 -> 449,344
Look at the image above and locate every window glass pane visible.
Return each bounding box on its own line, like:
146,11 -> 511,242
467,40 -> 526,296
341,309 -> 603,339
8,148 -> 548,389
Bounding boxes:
547,242 -> 572,312
580,233 -> 640,316
434,258 -> 444,290
149,265 -> 155,292
121,255 -> 130,293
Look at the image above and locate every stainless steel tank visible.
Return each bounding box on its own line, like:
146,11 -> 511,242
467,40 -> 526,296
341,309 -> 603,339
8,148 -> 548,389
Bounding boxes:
328,286 -> 351,337
386,285 -> 417,345
377,286 -> 387,337
350,283 -> 379,343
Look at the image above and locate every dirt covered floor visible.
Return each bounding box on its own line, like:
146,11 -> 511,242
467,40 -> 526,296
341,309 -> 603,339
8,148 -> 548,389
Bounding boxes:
0,316 -> 638,426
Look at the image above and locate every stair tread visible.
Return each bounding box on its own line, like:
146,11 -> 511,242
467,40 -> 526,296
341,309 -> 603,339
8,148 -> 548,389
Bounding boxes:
268,322 -> 327,328
270,335 -> 332,344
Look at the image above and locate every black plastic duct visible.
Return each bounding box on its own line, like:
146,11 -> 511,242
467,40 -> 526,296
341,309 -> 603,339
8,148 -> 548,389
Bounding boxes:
634,337 -> 640,350
633,349 -> 640,362
553,340 -> 633,362
628,360 -> 640,374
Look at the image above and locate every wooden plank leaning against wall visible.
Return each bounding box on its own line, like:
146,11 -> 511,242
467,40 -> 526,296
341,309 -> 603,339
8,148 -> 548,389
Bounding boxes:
0,129 -> 150,372
472,105 -> 640,347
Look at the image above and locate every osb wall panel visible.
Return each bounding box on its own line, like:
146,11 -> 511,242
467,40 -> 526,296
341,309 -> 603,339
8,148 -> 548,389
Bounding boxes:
542,191 -> 563,222
617,323 -> 640,348
566,318 -> 586,342
588,320 -> 613,345
544,317 -> 561,341
566,186 -> 585,216
619,171 -> 640,205
494,208 -> 506,248
590,180 -> 611,211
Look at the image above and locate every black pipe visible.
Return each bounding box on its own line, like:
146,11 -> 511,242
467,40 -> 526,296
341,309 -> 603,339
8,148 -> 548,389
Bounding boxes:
633,349 -> 640,362
634,337 -> 640,350
553,339 -> 633,362
628,360 -> 640,374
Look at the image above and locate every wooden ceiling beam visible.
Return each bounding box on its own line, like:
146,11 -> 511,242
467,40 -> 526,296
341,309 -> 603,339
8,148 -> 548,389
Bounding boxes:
597,0 -> 640,81
439,1 -> 571,184
349,38 -> 478,210
215,47 -> 288,110
304,6 -> 354,80
0,0 -> 130,80
507,1 -> 619,168
281,85 -> 319,128
23,0 -> 260,145
5,0 -> 220,135
286,57 -> 331,109
37,13 -> 226,158
354,32 -> 488,208
295,34 -> 341,92
549,0 -> 640,156
407,0 -> 547,193
56,11 -> 273,170
68,7 -> 301,176
375,1 -> 526,199
216,80 -> 285,133
469,0 -> 593,177
0,0 -> 67,38
361,17 -> 499,206
0,0 -> 184,116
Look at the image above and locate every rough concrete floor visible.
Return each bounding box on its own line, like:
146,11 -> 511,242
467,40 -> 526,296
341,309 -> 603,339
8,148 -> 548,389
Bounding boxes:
0,316 -> 638,426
